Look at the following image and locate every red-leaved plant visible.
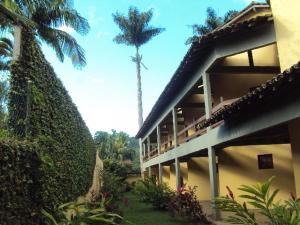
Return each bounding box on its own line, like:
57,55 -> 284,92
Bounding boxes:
169,185 -> 213,224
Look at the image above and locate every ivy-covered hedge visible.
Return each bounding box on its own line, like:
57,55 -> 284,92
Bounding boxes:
5,29 -> 96,223
0,140 -> 43,224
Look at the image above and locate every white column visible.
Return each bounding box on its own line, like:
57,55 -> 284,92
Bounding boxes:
147,137 -> 151,159
203,72 -> 212,119
175,158 -> 181,190
157,126 -> 161,154
139,138 -> 144,177
13,25 -> 22,60
172,108 -> 178,147
142,143 -> 146,159
208,146 -> 219,219
159,163 -> 163,184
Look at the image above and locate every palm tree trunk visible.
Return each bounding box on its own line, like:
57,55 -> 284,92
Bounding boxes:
135,47 -> 143,128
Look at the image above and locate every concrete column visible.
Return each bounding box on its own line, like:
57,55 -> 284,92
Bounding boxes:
142,143 -> 146,159
157,126 -> 161,154
208,146 -> 219,219
159,163 -> 163,184
13,25 -> 22,60
147,137 -> 151,159
172,108 -> 178,147
203,72 -> 212,119
288,119 -> 300,197
175,158 -> 181,190
148,166 -> 152,177
139,138 -> 144,177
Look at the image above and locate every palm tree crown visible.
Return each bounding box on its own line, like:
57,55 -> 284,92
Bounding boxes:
113,7 -> 165,48
186,7 -> 239,44
0,0 -> 90,68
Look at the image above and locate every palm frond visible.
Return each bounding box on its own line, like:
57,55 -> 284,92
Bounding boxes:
113,34 -> 131,46
38,26 -> 86,68
137,27 -> 165,47
33,6 -> 90,35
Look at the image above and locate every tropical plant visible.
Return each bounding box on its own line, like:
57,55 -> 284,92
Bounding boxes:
42,197 -> 123,225
94,130 -> 140,172
0,0 -> 89,68
186,7 -> 239,44
113,7 -> 165,128
169,185 -> 212,224
134,176 -> 175,210
0,37 -> 13,71
215,177 -> 300,225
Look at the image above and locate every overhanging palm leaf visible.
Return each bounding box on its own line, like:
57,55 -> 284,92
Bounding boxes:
1,0 -> 89,68
38,26 -> 86,68
0,37 -> 12,71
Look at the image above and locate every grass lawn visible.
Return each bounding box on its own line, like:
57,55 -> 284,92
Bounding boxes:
119,191 -> 193,225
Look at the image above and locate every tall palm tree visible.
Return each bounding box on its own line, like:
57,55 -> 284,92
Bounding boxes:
113,7 -> 165,128
186,7 -> 239,44
0,0 -> 89,68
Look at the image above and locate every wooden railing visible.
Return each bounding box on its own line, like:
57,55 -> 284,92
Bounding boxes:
143,98 -> 240,161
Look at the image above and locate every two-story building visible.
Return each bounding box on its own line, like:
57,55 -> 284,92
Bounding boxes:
136,0 -> 300,213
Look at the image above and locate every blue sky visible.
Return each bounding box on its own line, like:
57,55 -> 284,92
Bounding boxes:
42,0 -> 260,137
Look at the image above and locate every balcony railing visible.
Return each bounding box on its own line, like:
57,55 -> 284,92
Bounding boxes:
142,98 -> 240,162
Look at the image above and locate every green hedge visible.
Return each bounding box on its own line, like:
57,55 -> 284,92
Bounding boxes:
0,140 -> 43,224
4,29 -> 96,223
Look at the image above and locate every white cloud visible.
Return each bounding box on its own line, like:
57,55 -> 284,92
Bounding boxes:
88,6 -> 104,26
96,31 -> 109,39
59,25 -> 74,33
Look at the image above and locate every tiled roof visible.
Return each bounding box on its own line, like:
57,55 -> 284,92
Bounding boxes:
136,14 -> 273,138
198,62 -> 300,129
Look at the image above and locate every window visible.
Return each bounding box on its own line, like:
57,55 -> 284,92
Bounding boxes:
258,154 -> 274,169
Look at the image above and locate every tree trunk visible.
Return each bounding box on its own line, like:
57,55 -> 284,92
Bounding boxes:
136,47 -> 143,128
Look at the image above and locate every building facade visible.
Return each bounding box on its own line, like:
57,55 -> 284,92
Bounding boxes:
136,0 -> 300,208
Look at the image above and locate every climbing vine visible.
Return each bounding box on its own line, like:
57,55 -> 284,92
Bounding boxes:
2,28 -> 96,224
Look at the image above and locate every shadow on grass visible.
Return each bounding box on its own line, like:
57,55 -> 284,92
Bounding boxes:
119,191 -> 194,225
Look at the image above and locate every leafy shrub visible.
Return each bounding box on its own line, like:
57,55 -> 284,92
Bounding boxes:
169,186 -> 212,224
103,158 -> 128,182
0,140 -> 43,224
42,195 -> 123,225
134,177 -> 175,210
216,177 -> 300,225
101,170 -> 126,202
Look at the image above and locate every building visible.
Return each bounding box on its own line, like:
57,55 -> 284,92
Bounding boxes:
135,0 -> 300,211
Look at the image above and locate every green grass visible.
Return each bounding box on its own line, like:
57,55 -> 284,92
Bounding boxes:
120,191 -> 193,225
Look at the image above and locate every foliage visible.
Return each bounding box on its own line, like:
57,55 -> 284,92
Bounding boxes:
0,36 -> 12,71
134,177 -> 175,210
42,197 -> 123,225
4,28 -> 95,223
101,169 -> 126,203
94,130 -> 140,173
216,177 -> 300,225
0,140 -> 44,224
112,7 -> 165,48
1,0 -> 89,68
186,7 -> 239,44
169,186 -> 212,224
